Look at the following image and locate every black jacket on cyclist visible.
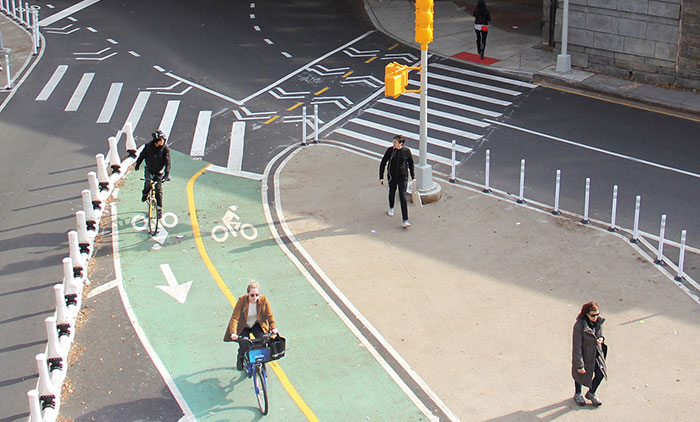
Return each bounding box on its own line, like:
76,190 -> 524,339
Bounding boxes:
135,139 -> 171,178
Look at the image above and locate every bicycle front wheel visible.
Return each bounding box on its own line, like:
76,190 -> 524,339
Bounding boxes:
254,364 -> 268,415
147,196 -> 159,236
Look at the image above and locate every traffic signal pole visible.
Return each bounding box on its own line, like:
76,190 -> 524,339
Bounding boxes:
417,44 -> 432,191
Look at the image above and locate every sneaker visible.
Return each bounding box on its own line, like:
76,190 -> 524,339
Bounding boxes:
585,391 -> 602,406
573,393 -> 585,406
480,52 -> 485,60
387,208 -> 394,217
141,194 -> 147,202
402,220 -> 411,228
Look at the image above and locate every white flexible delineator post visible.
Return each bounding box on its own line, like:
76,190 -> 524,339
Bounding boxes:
608,184 -> 618,232
301,106 -> 308,146
87,171 -> 102,209
676,230 -> 687,281
36,353 -> 58,411
655,214 -> 667,264
517,158 -> 525,204
108,136 -> 122,174
62,257 -> 82,320
483,149 -> 491,193
27,390 -> 43,422
582,177 -> 591,224
553,169 -> 561,215
631,195 -> 641,243
68,231 -> 85,278
76,211 -> 92,254
449,140 -> 456,183
45,317 -> 67,387
81,189 -> 97,232
124,122 -> 137,158
96,154 -> 110,191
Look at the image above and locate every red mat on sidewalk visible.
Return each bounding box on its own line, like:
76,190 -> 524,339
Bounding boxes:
452,51 -> 500,65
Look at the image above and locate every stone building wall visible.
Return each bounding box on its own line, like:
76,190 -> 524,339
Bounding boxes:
544,0 -> 700,90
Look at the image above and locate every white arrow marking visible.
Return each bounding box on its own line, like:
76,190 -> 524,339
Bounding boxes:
343,47 -> 379,57
232,106 -> 275,120
269,87 -> 309,99
313,95 -> 352,105
341,75 -> 383,88
46,27 -> 81,35
73,47 -> 111,55
75,52 -> 117,61
156,264 -> 193,304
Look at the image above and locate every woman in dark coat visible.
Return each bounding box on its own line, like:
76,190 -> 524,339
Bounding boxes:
473,0 -> 491,60
572,301 -> 608,406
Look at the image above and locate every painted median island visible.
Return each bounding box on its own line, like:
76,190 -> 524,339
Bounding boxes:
113,150 -> 430,421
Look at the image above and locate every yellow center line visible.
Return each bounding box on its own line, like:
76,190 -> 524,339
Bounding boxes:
264,115 -> 280,124
186,167 -> 319,422
342,70 -> 354,78
287,102 -> 304,111
365,56 -> 377,64
314,87 -> 329,95
388,43 -> 399,50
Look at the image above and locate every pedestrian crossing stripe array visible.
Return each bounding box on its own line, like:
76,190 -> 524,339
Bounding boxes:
330,62 -> 536,166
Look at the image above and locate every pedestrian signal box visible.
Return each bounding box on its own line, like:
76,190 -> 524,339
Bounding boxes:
415,0 -> 434,45
384,62 -> 421,98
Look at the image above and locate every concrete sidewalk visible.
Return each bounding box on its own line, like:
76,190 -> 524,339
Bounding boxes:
0,12 -> 33,91
364,0 -> 700,117
279,143 -> 700,421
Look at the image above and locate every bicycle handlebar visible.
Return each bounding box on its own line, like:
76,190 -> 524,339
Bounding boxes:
232,333 -> 277,345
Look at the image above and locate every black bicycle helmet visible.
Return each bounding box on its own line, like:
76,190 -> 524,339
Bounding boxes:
152,130 -> 166,141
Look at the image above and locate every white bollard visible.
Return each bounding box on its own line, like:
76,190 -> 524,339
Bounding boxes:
108,136 -> 122,174
482,149 -> 491,193
124,122 -> 137,158
96,154 -> 110,191
81,190 -> 97,231
301,106 -> 307,146
24,2 -> 30,27
675,230 -> 687,281
76,211 -> 91,254
45,317 -> 65,373
581,177 -> 591,224
87,171 -> 102,209
68,231 -> 85,278
517,158 -> 526,204
552,169 -> 561,215
655,214 -> 666,265
27,390 -> 43,422
36,353 -> 57,410
11,0 -> 16,19
449,140 -> 457,183
53,284 -> 70,336
631,195 -> 641,243
608,184 -> 618,232
4,52 -> 11,90
313,104 -> 319,143
62,257 -> 82,310
31,6 -> 40,54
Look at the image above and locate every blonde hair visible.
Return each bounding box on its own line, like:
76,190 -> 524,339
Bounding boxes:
247,280 -> 260,293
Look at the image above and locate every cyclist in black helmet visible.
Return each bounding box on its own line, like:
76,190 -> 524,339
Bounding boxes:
135,130 -> 171,217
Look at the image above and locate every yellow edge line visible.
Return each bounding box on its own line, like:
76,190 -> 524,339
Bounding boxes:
342,70 -> 353,78
538,82 -> 700,123
287,102 -> 303,111
186,167 -> 319,422
365,56 -> 377,63
314,87 -> 329,95
388,43 -> 399,50
264,115 -> 280,124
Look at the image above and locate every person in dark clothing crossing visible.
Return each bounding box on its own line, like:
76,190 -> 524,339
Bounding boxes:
473,0 -> 491,60
135,130 -> 171,217
572,301 -> 608,406
379,135 -> 416,228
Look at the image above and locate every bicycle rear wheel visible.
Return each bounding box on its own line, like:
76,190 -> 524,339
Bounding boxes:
147,195 -> 159,235
254,364 -> 268,415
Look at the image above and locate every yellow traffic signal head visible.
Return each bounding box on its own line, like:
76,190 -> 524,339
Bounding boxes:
384,62 -> 409,98
415,0 -> 434,44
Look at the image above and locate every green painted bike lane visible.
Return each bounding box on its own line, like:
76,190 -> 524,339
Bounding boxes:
114,150 -> 430,421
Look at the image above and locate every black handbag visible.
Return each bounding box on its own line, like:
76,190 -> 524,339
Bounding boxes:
269,336 -> 286,360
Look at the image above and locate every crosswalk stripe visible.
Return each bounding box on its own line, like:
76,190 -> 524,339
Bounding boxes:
36,65 -> 68,101
407,80 -> 511,106
97,82 -> 123,123
378,98 -> 490,128
122,91 -> 151,133
227,122 -> 246,171
158,100 -> 180,138
350,118 -> 475,153
334,128 -> 454,167
426,72 -> 522,96
190,110 -> 212,157
364,109 -> 481,143
431,62 -> 538,89
404,93 -> 502,118
65,72 -> 95,112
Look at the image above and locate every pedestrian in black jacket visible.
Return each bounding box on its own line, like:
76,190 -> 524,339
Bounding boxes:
473,0 -> 491,60
135,130 -> 171,212
379,135 -> 416,228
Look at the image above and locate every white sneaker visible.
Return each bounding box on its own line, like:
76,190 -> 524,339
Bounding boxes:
402,220 -> 411,228
387,208 -> 394,217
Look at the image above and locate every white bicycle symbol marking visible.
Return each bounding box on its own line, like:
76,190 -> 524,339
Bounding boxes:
211,206 -> 258,243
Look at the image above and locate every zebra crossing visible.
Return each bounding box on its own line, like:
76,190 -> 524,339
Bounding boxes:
330,62 -> 537,167
33,64 -> 243,171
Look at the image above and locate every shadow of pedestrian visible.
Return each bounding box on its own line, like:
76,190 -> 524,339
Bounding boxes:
482,398 -> 597,421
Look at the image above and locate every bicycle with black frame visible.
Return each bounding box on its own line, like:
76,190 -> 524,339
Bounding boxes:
233,333 -> 286,415
140,174 -> 166,236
